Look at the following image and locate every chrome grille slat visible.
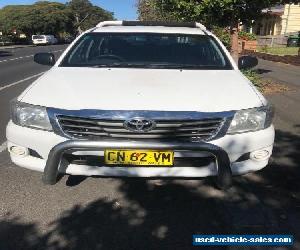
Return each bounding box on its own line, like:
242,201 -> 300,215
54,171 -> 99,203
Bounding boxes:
64,131 -> 214,139
61,124 -> 219,133
60,118 -> 124,127
60,118 -> 221,126
58,115 -> 224,141
106,133 -> 213,139
156,120 -> 222,126
105,127 -> 218,133
64,130 -> 107,136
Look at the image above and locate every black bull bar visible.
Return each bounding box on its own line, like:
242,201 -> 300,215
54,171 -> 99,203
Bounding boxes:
42,140 -> 232,189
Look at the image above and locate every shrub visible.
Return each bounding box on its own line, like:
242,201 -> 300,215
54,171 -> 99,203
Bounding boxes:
238,31 -> 256,41
211,26 -> 231,50
242,69 -> 263,90
11,36 -> 30,45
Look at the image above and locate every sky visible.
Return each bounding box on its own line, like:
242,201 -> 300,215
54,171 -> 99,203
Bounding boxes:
0,0 -> 138,20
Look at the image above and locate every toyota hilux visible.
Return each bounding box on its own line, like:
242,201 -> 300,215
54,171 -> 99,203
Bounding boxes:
6,21 -> 275,189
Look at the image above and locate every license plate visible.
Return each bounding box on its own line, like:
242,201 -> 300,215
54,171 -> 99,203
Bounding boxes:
104,150 -> 174,166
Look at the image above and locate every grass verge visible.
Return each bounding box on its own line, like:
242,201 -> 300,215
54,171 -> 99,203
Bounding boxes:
257,46 -> 299,56
242,69 -> 289,94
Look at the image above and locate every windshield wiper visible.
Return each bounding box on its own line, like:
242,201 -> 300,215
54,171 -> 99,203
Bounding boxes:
89,63 -> 221,69
144,63 -> 221,69
90,63 -> 149,68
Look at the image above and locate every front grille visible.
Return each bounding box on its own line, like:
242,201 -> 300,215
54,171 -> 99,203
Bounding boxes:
57,115 -> 225,142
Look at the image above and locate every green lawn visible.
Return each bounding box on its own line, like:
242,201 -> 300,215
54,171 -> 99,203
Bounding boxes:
257,46 -> 299,56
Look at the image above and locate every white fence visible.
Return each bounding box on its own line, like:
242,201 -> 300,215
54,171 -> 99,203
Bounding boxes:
257,32 -> 299,47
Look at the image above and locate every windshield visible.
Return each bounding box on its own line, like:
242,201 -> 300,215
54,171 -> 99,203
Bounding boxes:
32,35 -> 45,40
60,32 -> 232,69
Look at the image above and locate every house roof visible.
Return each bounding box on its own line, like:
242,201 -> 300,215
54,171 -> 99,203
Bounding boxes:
262,5 -> 284,16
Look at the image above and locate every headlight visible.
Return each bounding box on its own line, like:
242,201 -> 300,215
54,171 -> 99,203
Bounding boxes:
227,105 -> 274,134
11,101 -> 52,131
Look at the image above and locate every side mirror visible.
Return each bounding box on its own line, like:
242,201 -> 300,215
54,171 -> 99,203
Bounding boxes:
34,53 -> 55,66
238,56 -> 258,70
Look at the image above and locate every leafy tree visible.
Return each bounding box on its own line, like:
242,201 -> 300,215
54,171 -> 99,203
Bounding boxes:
67,0 -> 114,34
137,0 -> 164,21
0,1 -> 73,37
0,0 -> 114,39
137,0 -> 300,60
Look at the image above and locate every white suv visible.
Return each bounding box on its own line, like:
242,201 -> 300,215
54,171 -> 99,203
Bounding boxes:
32,35 -> 57,45
7,21 -> 275,189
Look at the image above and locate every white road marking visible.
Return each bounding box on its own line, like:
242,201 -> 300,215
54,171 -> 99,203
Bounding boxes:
0,71 -> 46,92
0,141 -> 7,153
0,49 -> 63,63
0,55 -> 33,63
52,50 -> 64,53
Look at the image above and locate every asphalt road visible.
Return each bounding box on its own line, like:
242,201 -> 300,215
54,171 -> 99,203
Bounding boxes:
0,44 -> 67,143
0,50 -> 299,250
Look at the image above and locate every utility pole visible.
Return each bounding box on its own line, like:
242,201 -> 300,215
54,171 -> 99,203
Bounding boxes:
75,14 -> 83,35
75,13 -> 90,35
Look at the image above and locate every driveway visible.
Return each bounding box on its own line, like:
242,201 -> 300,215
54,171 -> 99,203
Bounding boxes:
257,59 -> 300,87
256,59 -> 300,131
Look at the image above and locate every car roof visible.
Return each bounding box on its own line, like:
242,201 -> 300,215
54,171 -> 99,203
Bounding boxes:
92,25 -> 205,35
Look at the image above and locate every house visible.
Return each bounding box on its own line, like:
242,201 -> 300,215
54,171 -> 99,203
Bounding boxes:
244,4 -> 300,36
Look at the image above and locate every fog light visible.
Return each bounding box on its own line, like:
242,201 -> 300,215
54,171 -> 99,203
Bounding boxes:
9,146 -> 28,156
250,150 -> 270,161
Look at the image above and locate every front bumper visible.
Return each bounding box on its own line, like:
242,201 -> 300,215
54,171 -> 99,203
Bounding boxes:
42,140 -> 232,187
33,41 -> 48,45
6,121 -> 275,186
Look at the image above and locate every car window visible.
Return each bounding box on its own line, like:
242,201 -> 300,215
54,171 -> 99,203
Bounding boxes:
61,32 -> 232,70
32,35 -> 45,39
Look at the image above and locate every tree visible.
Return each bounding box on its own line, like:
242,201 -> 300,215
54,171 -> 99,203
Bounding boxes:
0,0 -> 114,38
137,0 -> 164,21
0,1 -> 73,37
137,0 -> 300,61
66,0 -> 114,35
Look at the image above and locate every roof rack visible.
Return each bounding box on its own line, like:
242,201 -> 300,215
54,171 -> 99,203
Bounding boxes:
96,20 -> 207,31
96,21 -> 123,28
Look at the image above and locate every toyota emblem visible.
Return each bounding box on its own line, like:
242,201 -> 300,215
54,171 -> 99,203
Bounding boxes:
124,118 -> 156,132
